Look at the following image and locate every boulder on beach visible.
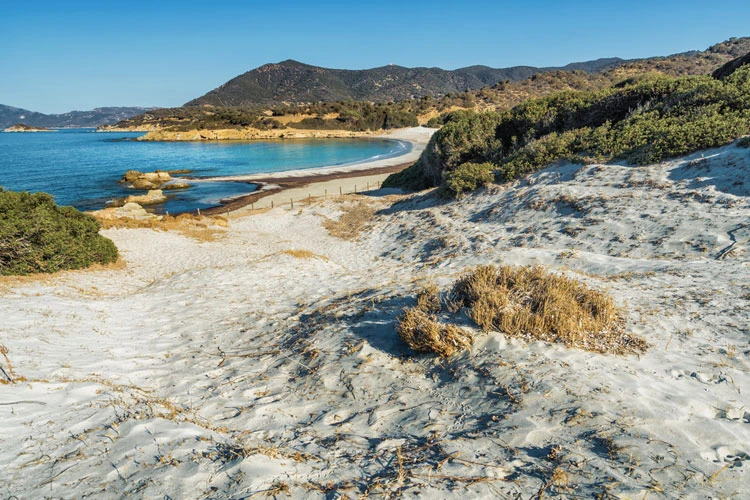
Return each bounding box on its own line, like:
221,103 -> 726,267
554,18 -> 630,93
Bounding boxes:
90,202 -> 161,221
124,189 -> 167,205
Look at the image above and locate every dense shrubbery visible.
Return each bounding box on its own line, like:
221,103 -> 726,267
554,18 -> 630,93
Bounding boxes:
0,189 -> 118,275
386,66 -> 750,195
441,162 -> 495,197
289,102 -> 418,131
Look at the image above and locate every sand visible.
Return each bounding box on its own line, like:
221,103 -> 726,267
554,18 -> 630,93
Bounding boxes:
1,140 -> 748,498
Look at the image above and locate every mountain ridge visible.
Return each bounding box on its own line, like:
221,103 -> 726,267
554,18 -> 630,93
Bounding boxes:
185,57 -> 626,107
0,105 -> 155,129
185,37 -> 750,108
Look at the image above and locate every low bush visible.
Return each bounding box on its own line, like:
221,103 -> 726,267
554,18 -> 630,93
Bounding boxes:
0,189 -> 118,275
381,162 -> 433,191
441,162 -> 495,197
387,66 -> 750,194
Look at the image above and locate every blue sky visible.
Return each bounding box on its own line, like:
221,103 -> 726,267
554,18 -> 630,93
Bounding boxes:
1,0 -> 748,113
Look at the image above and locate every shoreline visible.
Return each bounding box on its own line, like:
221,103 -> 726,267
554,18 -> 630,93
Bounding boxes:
108,126 -> 389,141
195,126 -> 434,215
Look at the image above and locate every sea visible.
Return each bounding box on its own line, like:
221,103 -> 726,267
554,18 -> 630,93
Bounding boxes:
0,128 -> 410,214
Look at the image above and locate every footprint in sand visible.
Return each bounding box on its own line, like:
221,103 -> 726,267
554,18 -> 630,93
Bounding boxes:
690,371 -> 725,385
700,446 -> 749,464
714,403 -> 749,422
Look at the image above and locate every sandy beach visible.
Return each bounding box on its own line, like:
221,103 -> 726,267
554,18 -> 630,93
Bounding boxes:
1,138 -> 749,498
196,126 -> 434,215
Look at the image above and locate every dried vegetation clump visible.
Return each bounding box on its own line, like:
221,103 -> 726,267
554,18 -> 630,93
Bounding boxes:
396,308 -> 474,358
396,285 -> 474,357
322,201 -> 376,240
397,265 -> 646,357
450,265 -> 646,354
280,249 -> 329,261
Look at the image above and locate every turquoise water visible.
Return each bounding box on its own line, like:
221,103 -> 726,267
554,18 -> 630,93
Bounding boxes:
0,129 -> 409,213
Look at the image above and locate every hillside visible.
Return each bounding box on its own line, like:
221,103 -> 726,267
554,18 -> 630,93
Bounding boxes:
385,60 -> 750,194
186,58 -> 625,107
109,37 -> 750,138
186,38 -> 749,108
0,105 -> 154,129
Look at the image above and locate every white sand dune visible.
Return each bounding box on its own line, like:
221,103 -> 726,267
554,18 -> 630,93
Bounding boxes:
1,141 -> 748,498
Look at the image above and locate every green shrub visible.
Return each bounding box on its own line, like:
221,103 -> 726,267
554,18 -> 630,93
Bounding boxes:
382,162 -> 432,191
387,66 -> 750,194
738,136 -> 750,148
441,162 -> 495,197
425,116 -> 442,128
0,189 -> 118,275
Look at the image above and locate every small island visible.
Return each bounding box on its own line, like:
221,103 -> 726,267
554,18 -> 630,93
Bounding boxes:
3,123 -> 54,132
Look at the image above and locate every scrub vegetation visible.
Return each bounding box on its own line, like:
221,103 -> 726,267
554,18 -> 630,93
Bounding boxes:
386,64 -> 750,196
0,189 -> 118,275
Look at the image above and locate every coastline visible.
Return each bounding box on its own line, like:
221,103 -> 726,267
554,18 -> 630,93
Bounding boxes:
198,126 -> 434,215
102,126 -> 392,141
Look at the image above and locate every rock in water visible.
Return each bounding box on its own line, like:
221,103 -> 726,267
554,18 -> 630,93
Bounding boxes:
125,189 -> 167,205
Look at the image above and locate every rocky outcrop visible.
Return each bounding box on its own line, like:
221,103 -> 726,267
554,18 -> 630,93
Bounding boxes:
712,51 -> 750,79
4,123 -> 53,132
121,170 -> 192,190
90,202 -> 161,221
122,170 -> 173,189
137,127 -> 373,142
96,123 -> 161,132
161,182 -> 191,190
124,190 -> 167,205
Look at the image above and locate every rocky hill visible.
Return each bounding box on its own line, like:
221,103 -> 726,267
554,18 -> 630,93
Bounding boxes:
186,38 -> 749,108
186,58 -> 625,107
0,105 -> 154,129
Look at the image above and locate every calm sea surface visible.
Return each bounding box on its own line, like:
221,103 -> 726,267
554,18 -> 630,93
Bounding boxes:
0,129 -> 409,213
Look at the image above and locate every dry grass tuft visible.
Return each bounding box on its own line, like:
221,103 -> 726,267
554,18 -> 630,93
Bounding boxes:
280,249 -> 329,261
416,284 -> 441,314
96,213 -> 228,242
396,286 -> 474,357
322,201 -> 376,240
0,344 -> 15,383
450,265 -> 645,354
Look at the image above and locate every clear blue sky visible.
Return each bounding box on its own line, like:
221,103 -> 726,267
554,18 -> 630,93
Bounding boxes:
1,0 -> 748,113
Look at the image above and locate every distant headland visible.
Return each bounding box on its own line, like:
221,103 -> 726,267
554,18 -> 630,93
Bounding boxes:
3,123 -> 54,132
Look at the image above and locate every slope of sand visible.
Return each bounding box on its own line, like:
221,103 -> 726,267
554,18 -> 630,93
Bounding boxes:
1,143 -> 749,498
